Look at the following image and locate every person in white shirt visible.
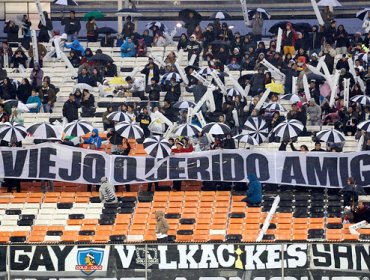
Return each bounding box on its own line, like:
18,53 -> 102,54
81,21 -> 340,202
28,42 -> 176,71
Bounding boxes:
99,177 -> 117,204
124,76 -> 145,99
363,12 -> 370,33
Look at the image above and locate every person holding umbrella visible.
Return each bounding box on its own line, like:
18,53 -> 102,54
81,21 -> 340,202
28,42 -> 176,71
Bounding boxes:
122,16 -> 135,38
250,11 -> 264,41
86,17 -> 98,42
61,10 -> 81,41
180,9 -> 202,36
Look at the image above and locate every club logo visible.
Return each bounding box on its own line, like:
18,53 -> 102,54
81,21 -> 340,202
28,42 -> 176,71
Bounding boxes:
75,248 -> 104,275
135,247 -> 159,268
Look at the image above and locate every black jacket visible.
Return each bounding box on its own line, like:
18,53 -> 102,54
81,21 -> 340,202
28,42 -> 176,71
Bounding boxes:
4,23 -> 19,42
63,100 -> 80,122
147,84 -> 161,101
107,130 -> 123,145
61,17 -> 81,35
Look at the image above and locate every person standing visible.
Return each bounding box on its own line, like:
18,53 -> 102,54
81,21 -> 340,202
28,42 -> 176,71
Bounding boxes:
136,107 -> 151,137
99,177 -> 118,204
61,10 -> 81,41
155,211 -> 169,242
3,20 -> 19,43
282,22 -> 296,56
122,16 -> 135,38
39,81 -> 56,113
86,17 -> 98,42
29,62 -> 44,88
185,80 -> 207,113
250,11 -> 264,41
21,15 -> 32,48
38,12 -> 53,43
63,93 -> 80,123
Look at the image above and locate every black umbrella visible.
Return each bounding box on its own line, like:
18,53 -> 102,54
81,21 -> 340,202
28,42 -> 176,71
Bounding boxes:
269,21 -> 312,34
53,0 -> 78,6
143,136 -> 171,158
268,21 -> 289,34
116,8 -> 143,17
306,73 -> 326,84
97,27 -> 117,34
356,8 -> 370,21
179,9 -> 202,23
89,53 -> 113,63
209,12 -> 231,20
145,21 -> 167,32
248,8 -> 270,20
210,40 -> 231,48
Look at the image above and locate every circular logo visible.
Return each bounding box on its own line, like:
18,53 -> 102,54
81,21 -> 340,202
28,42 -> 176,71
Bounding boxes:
362,277 -> 369,280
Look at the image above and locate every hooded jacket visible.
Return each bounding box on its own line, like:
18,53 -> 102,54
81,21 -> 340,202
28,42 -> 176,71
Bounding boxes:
65,39 -> 85,56
84,128 -> 102,149
99,177 -> 117,203
246,174 -> 262,204
120,38 -> 136,58
155,211 -> 169,235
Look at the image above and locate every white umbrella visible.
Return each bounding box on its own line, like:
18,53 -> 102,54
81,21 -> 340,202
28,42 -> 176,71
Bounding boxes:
317,0 -> 342,7
350,95 -> 370,106
357,120 -> 370,132
64,120 -> 94,137
233,134 -> 259,145
115,121 -> 144,139
143,136 -> 171,158
53,0 -> 78,5
281,94 -> 301,104
272,119 -> 304,141
74,83 -> 93,92
227,89 -> 241,97
164,72 -> 182,82
356,8 -> 370,20
173,124 -> 202,137
198,67 -> 213,76
316,128 -> 345,143
0,122 -> 27,143
248,8 -> 271,20
116,8 -> 142,17
107,111 -> 131,123
263,102 -> 287,112
173,101 -> 196,109
209,12 -> 231,20
27,122 -> 60,139
244,116 -> 269,144
202,122 -> 231,135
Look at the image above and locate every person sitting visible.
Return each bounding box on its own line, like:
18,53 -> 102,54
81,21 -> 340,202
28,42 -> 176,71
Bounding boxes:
106,127 -> 122,154
75,67 -> 92,86
64,39 -> 85,56
242,174 -> 262,206
26,88 -> 42,113
11,48 -> 27,68
121,137 -> 131,155
68,50 -> 81,68
136,39 -> 147,57
82,128 -> 102,150
99,176 -> 117,204
353,201 -> 370,223
120,37 -> 136,58
155,210 -> 169,242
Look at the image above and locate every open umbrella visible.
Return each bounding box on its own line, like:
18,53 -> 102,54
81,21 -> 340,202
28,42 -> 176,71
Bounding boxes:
209,12 -> 231,20
173,101 -> 196,109
53,0 -> 78,6
27,122 -> 60,139
145,21 -> 167,31
357,120 -> 370,132
233,134 -> 259,145
227,88 -> 241,97
272,119 -> 304,141
143,136 -> 171,158
97,27 -> 117,34
115,121 -> 144,139
64,120 -> 93,137
263,102 -> 287,112
202,122 -> 231,135
244,116 -> 269,144
356,8 -> 370,21
109,76 -> 125,85
265,81 -> 284,94
281,94 -> 301,104
116,8 -> 143,17
316,128 -> 345,143
317,0 -> 342,6
173,124 -> 201,137
3,100 -> 30,112
89,53 -> 113,63
209,40 -> 231,48
179,9 -> 202,23
83,11 -> 105,21
74,83 -> 93,92
198,67 -> 213,76
350,95 -> 370,106
164,72 -> 182,82
107,111 -> 131,123
0,122 -> 27,143
248,8 -> 271,20
269,21 -> 312,34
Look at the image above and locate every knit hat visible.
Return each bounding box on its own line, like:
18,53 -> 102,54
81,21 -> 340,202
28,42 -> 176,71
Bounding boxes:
101,176 -> 108,183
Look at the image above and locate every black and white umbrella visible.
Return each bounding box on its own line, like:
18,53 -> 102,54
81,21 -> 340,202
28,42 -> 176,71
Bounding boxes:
316,128 -> 346,143
280,94 -> 301,104
356,8 -> 370,21
115,121 -> 144,139
198,67 -> 213,76
145,21 -> 167,31
3,99 -> 30,112
107,111 -> 131,123
53,0 -> 78,6
164,72 -> 182,82
173,101 -> 196,109
173,123 -> 202,137
143,136 -> 171,158
227,88 -> 241,97
0,122 -> 27,143
74,83 -> 93,92
272,119 -> 304,141
244,116 -> 269,144
64,120 -> 93,137
350,95 -> 370,106
209,11 -> 231,20
233,134 -> 259,145
202,122 -> 231,135
357,120 -> 370,132
263,102 -> 287,112
317,0 -> 342,7
248,8 -> 271,20
27,122 -> 60,139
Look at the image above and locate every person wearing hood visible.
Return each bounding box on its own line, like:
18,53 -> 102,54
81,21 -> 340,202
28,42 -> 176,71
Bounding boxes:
177,33 -> 189,50
120,37 -> 136,58
4,20 -> 19,43
222,134 -> 236,149
243,174 -> 262,205
155,210 -> 169,241
99,176 -> 117,204
306,98 -> 322,126
11,48 -> 27,68
82,128 -> 102,150
38,12 -> 53,43
61,10 -> 81,41
141,29 -> 153,47
65,39 -> 85,56
217,22 -> 234,42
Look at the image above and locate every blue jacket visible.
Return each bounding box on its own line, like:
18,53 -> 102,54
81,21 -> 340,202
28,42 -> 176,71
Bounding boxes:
84,128 -> 102,149
120,39 -> 136,58
26,96 -> 42,113
246,174 -> 262,204
65,39 -> 85,56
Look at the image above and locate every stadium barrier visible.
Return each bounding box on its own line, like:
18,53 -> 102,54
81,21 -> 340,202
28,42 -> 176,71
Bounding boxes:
1,243 -> 369,279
